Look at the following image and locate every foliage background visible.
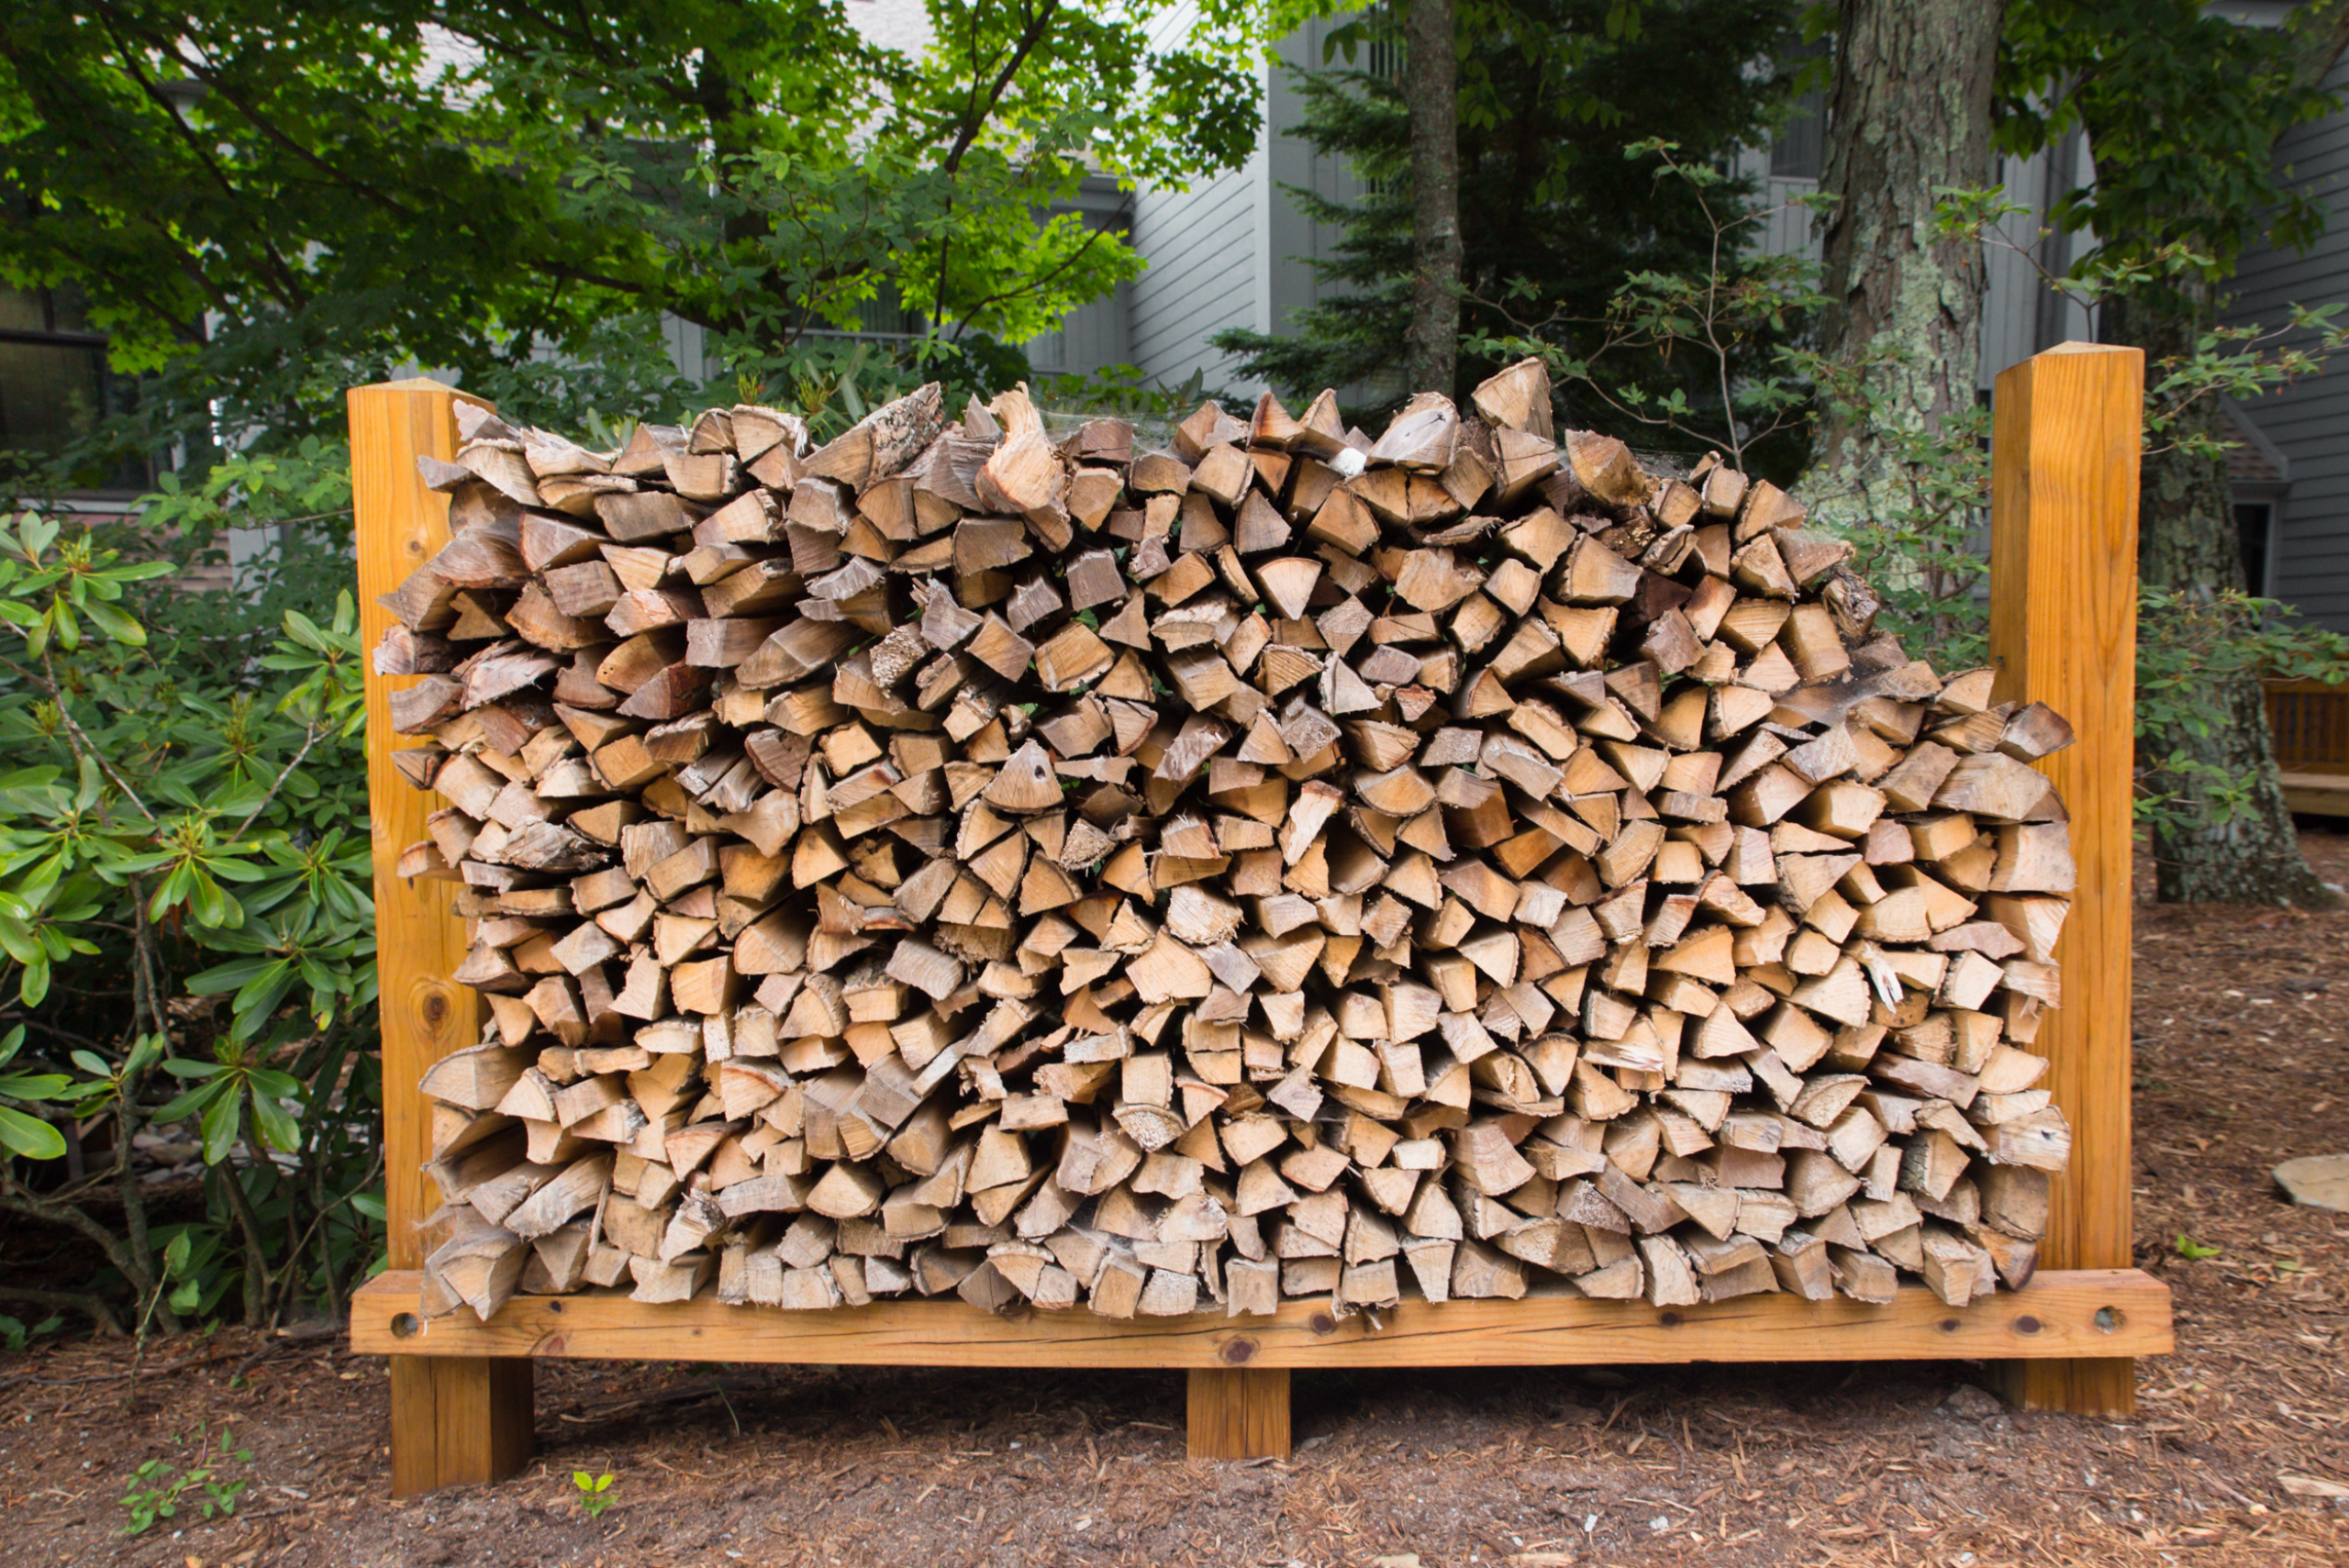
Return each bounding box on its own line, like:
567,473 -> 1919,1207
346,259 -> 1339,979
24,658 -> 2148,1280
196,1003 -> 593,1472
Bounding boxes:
1212,0 -> 1810,466
0,450 -> 378,1336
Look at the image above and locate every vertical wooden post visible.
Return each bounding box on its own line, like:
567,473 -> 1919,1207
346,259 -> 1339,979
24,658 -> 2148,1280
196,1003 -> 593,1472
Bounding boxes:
1186,1368 -> 1292,1461
351,379 -> 535,1492
1986,344 -> 2143,1417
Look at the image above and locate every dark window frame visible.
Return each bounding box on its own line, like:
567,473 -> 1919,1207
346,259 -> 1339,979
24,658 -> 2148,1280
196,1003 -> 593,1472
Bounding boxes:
0,284 -> 152,495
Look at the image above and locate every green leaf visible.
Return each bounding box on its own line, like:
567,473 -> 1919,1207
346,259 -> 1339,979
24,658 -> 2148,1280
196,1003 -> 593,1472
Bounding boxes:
2175,1234 -> 2221,1261
185,957 -> 274,995
18,513 -> 57,559
0,1072 -> 72,1100
249,1089 -> 301,1153
281,610 -> 328,652
0,1105 -> 64,1159
199,1088 -> 242,1164
152,1077 -> 230,1123
0,911 -> 44,967
82,599 -> 146,646
246,1068 -> 304,1100
161,1058 -> 230,1080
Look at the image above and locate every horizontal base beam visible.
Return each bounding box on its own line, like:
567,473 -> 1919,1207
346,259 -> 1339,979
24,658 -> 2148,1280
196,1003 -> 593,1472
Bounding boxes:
354,1267 -> 2167,1369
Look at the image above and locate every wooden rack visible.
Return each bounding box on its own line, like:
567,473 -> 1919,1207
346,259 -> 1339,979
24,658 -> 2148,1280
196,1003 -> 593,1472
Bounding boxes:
349,345 -> 2171,1496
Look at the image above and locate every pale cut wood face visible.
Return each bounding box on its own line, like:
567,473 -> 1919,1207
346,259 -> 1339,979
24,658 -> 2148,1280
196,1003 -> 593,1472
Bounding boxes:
362,362 -> 2100,1339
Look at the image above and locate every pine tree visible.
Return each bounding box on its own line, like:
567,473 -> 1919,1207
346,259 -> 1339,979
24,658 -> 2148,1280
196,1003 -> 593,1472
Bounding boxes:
1212,0 -> 1808,442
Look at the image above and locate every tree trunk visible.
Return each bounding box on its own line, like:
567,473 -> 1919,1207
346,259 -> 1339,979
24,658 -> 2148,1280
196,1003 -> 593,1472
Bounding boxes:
1402,0 -> 1460,398
2102,290 -> 2333,906
1809,0 -> 2004,525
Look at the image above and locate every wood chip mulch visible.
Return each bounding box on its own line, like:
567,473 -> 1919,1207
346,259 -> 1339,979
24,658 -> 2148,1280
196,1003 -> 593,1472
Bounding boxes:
2,828 -> 2343,1568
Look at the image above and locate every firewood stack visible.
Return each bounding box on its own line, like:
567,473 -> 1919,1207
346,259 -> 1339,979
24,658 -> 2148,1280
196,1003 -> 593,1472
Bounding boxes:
380,359 -> 2076,1328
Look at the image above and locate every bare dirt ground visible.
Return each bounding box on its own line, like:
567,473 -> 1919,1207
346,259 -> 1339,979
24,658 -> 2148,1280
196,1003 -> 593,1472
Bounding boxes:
2,831 -> 2345,1568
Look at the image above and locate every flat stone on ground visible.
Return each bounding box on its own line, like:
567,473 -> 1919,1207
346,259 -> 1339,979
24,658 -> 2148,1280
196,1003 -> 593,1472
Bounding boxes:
2273,1153 -> 2349,1212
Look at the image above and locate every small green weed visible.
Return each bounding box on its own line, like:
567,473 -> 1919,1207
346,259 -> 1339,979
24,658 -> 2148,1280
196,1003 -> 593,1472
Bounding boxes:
0,1312 -> 62,1352
573,1470 -> 618,1518
2175,1235 -> 2222,1261
119,1423 -> 251,1536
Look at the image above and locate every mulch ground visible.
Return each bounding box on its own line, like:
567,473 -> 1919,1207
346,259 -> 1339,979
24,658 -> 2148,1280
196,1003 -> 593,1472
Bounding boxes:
3,830 -> 2345,1568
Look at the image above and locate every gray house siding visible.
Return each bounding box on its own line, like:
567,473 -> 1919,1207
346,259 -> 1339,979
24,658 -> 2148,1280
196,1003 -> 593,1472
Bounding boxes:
1023,280 -> 1133,378
2223,52 -> 2349,631
1032,7 -> 1362,394
1264,18 -> 1371,342
1128,152 -> 1266,391
1122,0 -> 1268,392
1020,177 -> 1135,378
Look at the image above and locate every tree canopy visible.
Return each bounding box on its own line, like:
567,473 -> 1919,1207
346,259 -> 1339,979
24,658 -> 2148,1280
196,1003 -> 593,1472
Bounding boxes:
1998,0 -> 2349,290
0,0 -> 1270,461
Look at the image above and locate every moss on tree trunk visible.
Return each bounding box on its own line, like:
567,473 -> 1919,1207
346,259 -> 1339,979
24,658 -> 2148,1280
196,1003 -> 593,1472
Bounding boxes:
1809,0 -> 2002,527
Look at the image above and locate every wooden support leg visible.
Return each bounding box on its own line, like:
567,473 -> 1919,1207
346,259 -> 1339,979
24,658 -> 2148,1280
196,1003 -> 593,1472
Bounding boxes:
391,1354 -> 535,1496
1186,1367 -> 1291,1461
1986,344 -> 2143,1420
1997,1357 -> 2134,1417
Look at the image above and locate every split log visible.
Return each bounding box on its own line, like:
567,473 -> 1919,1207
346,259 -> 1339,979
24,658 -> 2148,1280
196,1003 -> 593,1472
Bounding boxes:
392,360 -> 2074,1322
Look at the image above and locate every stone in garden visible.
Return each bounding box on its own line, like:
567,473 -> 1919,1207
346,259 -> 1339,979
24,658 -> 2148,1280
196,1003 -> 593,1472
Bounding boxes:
2272,1154 -> 2349,1213
1942,1385 -> 2006,1422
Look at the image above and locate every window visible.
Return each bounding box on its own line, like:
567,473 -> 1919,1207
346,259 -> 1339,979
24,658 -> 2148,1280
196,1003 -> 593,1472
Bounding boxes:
0,284 -> 148,492
2235,502 -> 2273,596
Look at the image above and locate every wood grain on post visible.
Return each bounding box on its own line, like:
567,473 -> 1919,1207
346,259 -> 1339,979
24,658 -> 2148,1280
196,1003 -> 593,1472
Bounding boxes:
1986,343 -> 2144,1417
389,1356 -> 535,1496
351,378 -> 534,1490
1187,1368 -> 1293,1460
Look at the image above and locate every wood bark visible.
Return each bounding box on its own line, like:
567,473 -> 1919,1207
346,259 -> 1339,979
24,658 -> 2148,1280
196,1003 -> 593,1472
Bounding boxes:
1402,0 -> 1463,399
1809,0 -> 2004,528
2102,295 -> 2332,906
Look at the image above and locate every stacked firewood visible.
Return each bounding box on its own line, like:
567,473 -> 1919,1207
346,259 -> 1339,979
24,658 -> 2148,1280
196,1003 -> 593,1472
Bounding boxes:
382,361 -> 2075,1326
